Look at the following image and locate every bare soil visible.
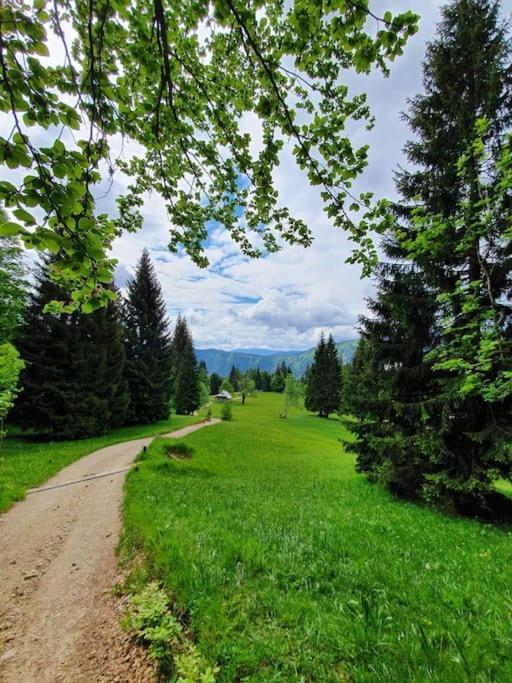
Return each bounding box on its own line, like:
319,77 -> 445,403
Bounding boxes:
0,420 -> 219,682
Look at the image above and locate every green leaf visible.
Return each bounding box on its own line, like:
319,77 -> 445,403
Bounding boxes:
0,221 -> 26,237
33,42 -> 50,57
13,208 -> 36,225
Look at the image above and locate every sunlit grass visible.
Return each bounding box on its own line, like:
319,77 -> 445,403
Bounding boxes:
122,393 -> 512,682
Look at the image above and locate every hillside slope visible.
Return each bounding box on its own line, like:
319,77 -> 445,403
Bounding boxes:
197,340 -> 357,377
122,393 -> 512,682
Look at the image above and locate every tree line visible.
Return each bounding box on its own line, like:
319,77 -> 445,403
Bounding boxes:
4,249 -> 203,440
1,225 -> 346,441
217,339 -> 345,420
212,361 -> 293,396
343,0 -> 511,514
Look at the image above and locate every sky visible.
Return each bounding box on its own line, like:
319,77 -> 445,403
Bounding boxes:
11,1 -> 445,351
108,1 -> 446,351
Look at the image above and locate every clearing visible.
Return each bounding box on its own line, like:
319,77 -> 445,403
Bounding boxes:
123,392 -> 512,682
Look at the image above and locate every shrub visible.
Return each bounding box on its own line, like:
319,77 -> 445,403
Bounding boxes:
122,581 -> 219,680
122,582 -> 181,670
221,403 -> 232,421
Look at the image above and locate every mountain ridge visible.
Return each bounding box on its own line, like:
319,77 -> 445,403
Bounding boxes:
197,340 -> 358,377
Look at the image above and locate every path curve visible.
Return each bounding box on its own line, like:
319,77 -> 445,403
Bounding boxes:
0,420 -> 219,683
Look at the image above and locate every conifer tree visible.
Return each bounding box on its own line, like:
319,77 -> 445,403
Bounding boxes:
260,371 -> 272,392
397,0 -> 512,508
254,368 -> 262,391
123,249 -> 172,424
228,365 -> 241,392
305,333 -> 342,418
13,260 -> 128,439
356,0 -> 512,509
209,372 -> 222,396
271,362 -> 290,393
86,288 -> 130,429
349,261 -> 438,496
171,315 -> 200,415
396,0 -> 511,220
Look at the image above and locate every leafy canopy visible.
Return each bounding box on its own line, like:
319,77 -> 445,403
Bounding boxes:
0,0 -> 418,310
405,119 -> 512,405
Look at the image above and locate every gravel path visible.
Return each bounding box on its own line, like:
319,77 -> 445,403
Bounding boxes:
0,420 -> 219,682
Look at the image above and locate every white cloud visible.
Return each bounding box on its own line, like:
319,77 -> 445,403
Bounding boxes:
108,1 -> 446,350
3,1 -> 445,351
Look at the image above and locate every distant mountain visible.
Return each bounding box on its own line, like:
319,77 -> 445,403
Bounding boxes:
197,340 -> 358,378
231,348 -> 299,356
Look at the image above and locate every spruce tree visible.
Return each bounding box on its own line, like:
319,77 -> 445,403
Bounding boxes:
305,333 -> 342,418
13,260 -> 128,439
85,287 -> 130,430
260,371 -> 272,392
398,0 -> 512,509
171,315 -> 200,415
228,365 -> 241,392
396,0 -> 511,219
357,0 -> 512,509
123,249 -> 172,424
270,364 -> 286,393
209,372 -> 222,395
254,368 -> 262,391
349,260 -> 439,496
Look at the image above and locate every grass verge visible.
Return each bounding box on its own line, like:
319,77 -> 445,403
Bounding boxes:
0,413 -> 203,513
122,393 -> 512,682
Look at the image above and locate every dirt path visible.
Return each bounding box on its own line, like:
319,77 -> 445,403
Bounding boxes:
0,420 -> 219,683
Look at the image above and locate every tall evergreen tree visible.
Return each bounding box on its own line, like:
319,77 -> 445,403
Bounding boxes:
123,249 -> 172,424
13,260 -> 128,439
85,287 -> 130,430
305,333 -> 342,418
398,0 -> 512,509
356,0 -> 512,509
254,368 -> 262,391
228,365 -> 241,392
260,371 -> 272,392
396,0 -> 511,219
209,372 -> 222,395
271,361 -> 291,393
395,0 -> 512,297
349,260 -> 439,497
171,315 -> 200,415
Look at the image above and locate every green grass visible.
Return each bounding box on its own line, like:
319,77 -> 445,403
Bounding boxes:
0,413 -> 201,513
122,393 -> 512,682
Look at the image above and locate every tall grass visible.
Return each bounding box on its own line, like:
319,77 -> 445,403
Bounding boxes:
122,393 -> 512,682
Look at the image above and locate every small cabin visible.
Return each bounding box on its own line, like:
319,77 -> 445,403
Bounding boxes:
215,390 -> 232,402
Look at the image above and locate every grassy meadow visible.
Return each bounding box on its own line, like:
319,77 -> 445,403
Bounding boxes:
122,392 -> 512,682
0,414 -> 200,513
